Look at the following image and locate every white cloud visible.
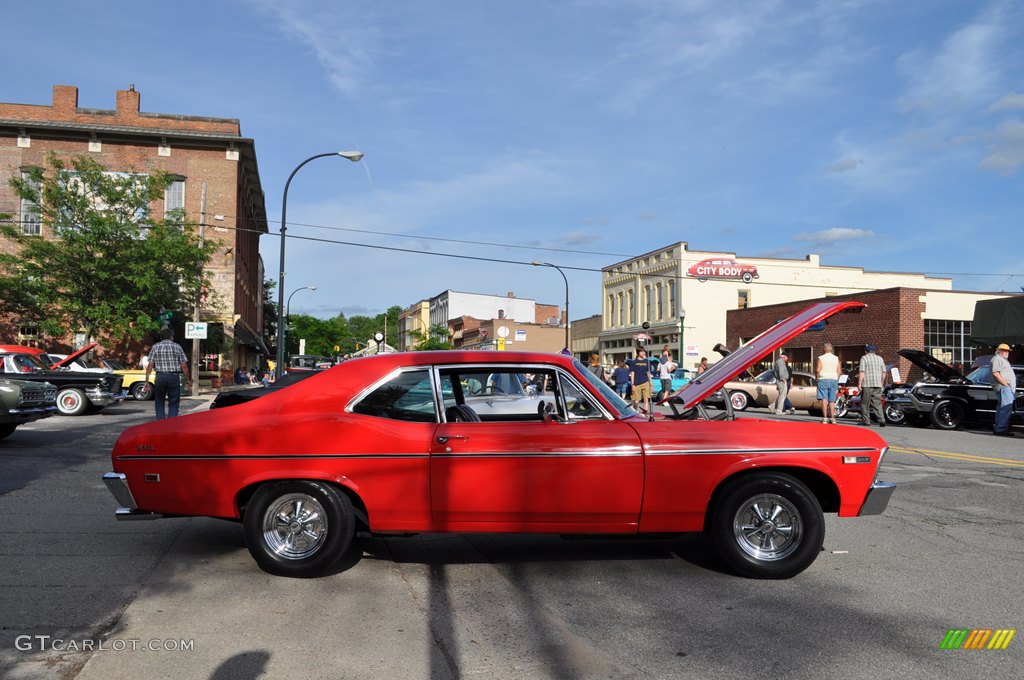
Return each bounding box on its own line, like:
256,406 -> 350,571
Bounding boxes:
990,93 -> 1024,111
825,158 -> 862,173
980,118 -> 1024,173
897,6 -> 1006,111
794,227 -> 876,243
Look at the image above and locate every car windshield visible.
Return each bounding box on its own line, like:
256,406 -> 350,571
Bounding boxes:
2,354 -> 49,373
573,359 -> 637,418
104,359 -> 125,370
754,369 -> 777,382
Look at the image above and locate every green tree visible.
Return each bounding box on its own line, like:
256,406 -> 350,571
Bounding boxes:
0,153 -> 215,345
411,324 -> 453,351
262,278 -> 278,356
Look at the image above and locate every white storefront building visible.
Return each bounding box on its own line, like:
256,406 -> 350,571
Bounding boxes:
599,242 -> 961,370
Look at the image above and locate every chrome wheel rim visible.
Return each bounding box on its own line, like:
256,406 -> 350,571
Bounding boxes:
934,403 -> 960,428
730,392 -> 747,410
262,493 -> 328,560
884,405 -> 904,423
733,493 -> 802,561
58,391 -> 81,413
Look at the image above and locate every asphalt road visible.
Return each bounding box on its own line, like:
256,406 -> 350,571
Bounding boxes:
1,398 -> 1021,680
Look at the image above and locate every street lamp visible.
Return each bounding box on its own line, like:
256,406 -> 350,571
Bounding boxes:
678,307 -> 687,371
532,261 -> 570,352
276,151 -> 363,379
282,286 -> 317,363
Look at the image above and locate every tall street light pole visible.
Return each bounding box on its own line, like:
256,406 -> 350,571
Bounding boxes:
532,261 -> 569,352
276,151 -> 363,379
283,285 -> 317,360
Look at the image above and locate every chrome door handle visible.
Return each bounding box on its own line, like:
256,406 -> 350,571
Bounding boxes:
437,435 -> 470,444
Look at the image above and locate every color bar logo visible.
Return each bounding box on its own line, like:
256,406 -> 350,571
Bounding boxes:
940,629 -> 1015,650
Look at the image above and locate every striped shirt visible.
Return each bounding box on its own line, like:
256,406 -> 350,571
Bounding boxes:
148,339 -> 188,373
859,352 -> 886,387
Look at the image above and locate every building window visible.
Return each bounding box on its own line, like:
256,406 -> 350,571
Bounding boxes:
618,292 -> 625,326
924,319 -> 975,370
628,289 -> 635,325
608,294 -> 616,327
668,280 -> 676,318
164,179 -> 185,219
738,289 -> 750,309
644,286 -> 652,322
19,324 -> 39,340
20,171 -> 41,236
656,283 -> 663,319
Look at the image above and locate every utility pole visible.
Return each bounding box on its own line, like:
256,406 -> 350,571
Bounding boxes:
191,182 -> 206,394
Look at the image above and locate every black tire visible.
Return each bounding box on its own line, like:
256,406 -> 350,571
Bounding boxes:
243,481 -> 354,577
728,391 -> 749,411
56,388 -> 89,416
0,424 -> 17,440
930,400 -> 964,430
883,404 -> 905,425
710,472 -> 825,579
131,382 -> 154,401
742,272 -> 753,283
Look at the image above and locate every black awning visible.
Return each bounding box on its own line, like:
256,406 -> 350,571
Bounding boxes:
234,320 -> 271,355
971,296 -> 1024,346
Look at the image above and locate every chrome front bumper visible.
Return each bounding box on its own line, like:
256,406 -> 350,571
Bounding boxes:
102,472 -> 162,520
858,481 -> 896,516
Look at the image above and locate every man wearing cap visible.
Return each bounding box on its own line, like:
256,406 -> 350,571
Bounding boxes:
991,343 -> 1016,437
771,352 -> 791,415
858,344 -> 886,427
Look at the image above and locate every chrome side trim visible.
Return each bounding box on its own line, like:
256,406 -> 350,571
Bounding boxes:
114,508 -> 163,521
646,446 -> 878,456
114,453 -> 433,461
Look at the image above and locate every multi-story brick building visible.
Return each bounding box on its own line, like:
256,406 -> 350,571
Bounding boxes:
0,84 -> 268,374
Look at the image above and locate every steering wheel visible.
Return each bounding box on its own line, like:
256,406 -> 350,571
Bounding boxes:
482,385 -> 506,395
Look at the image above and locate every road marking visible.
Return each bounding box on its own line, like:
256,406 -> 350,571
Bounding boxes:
889,446 -> 1024,468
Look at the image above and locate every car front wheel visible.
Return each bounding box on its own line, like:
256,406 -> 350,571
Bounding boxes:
729,391 -> 749,411
884,403 -> 905,425
56,388 -> 89,416
243,481 -> 354,577
711,472 -> 824,579
930,400 -> 964,430
131,382 -> 153,400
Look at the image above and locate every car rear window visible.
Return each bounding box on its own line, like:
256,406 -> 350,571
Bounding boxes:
350,369 -> 437,423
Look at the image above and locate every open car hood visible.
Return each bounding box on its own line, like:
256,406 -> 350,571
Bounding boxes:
897,348 -> 966,383
672,301 -> 866,408
52,342 -> 100,369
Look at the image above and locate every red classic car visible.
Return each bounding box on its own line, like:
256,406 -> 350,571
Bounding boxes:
103,301 -> 894,579
686,257 -> 759,283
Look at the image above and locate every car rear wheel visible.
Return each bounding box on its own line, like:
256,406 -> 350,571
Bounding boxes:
131,382 -> 153,400
729,391 -> 749,411
742,272 -> 753,283
884,403 -> 905,425
930,400 -> 964,430
243,481 -> 354,577
56,388 -> 89,416
711,472 -> 824,579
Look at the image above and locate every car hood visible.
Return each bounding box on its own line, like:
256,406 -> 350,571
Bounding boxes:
673,301 -> 866,408
52,342 -> 100,369
897,349 -> 965,383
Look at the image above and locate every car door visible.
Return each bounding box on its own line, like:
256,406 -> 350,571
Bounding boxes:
430,364 -> 644,531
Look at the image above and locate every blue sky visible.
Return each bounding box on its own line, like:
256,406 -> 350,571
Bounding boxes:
8,0 -> 1024,318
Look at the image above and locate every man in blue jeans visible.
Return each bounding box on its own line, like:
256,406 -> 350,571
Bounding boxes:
991,343 -> 1017,437
144,328 -> 192,419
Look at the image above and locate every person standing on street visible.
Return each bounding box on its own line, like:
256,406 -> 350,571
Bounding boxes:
991,343 -> 1017,437
858,344 -> 887,427
144,328 -> 191,419
772,352 -> 791,415
657,350 -> 677,402
628,347 -> 654,414
816,342 -> 840,424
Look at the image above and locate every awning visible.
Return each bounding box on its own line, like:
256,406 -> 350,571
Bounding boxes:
234,320 -> 271,355
971,296 -> 1024,346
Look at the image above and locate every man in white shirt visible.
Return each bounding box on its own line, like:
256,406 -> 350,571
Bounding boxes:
815,342 -> 840,424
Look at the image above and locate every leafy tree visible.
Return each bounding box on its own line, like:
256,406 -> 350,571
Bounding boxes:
0,153 -> 215,345
411,324 -> 453,350
262,278 -> 278,356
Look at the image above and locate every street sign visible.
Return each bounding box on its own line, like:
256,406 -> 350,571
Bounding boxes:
185,322 -> 208,339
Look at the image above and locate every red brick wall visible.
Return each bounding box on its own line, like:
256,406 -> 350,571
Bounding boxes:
726,288 -> 928,381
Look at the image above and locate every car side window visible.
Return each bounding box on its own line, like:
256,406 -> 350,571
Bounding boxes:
793,374 -> 812,387
439,366 -> 558,422
557,372 -> 604,420
351,369 -> 437,423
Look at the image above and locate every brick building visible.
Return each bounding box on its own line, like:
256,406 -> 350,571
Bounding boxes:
0,85 -> 267,374
725,287 -> 1012,382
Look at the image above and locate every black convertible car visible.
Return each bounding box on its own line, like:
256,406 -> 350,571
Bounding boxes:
886,349 -> 1023,430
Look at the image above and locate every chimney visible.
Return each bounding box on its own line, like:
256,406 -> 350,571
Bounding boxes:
507,291 -> 515,298
116,84 -> 140,118
52,85 -> 78,114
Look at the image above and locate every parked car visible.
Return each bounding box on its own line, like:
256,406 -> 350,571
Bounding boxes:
887,349 -> 1024,430
103,301 -> 894,580
287,355 -> 335,373
708,369 -> 844,416
0,349 -> 126,416
0,378 -> 58,439
686,258 -> 759,283
671,367 -> 691,391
